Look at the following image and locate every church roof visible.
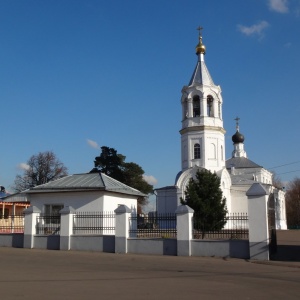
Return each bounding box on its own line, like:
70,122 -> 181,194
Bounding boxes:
246,183 -> 269,196
189,59 -> 215,86
189,30 -> 215,87
226,157 -> 262,169
155,185 -> 177,191
232,130 -> 245,144
25,172 -> 145,197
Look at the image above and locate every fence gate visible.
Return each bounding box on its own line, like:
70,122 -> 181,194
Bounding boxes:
268,194 -> 277,259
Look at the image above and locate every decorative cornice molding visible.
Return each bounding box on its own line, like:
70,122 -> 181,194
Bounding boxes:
180,126 -> 226,135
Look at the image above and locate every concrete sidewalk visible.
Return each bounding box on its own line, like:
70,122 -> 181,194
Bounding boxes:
0,248 -> 300,300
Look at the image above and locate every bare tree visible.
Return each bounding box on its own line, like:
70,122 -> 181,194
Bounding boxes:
285,177 -> 300,228
14,151 -> 68,192
272,171 -> 283,189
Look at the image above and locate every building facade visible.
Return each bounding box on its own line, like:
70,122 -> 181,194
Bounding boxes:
156,30 -> 287,230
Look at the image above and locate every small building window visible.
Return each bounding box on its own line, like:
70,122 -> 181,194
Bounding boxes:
193,96 -> 200,117
44,204 -> 64,224
194,143 -> 201,159
44,204 -> 64,215
207,96 -> 214,117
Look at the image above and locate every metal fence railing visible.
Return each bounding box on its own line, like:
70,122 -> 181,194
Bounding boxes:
193,213 -> 249,240
36,214 -> 61,235
0,210 -> 249,240
73,212 -> 115,235
0,215 -> 25,233
129,213 -> 177,238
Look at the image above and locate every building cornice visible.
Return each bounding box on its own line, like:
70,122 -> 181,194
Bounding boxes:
180,125 -> 226,135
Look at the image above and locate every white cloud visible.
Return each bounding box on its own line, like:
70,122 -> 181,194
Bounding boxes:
268,0 -> 289,13
237,21 -> 270,38
87,139 -> 100,149
143,174 -> 158,186
17,163 -> 30,171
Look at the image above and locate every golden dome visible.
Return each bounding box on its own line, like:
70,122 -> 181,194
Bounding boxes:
196,36 -> 206,55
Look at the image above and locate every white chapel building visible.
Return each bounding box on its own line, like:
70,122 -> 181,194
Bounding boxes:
155,31 -> 287,230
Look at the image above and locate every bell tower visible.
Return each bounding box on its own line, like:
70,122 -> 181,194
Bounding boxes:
180,28 -> 226,173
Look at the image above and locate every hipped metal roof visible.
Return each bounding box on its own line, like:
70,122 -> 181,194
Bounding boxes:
226,157 -> 262,169
1,192 -> 29,203
25,172 -> 145,197
189,59 -> 215,86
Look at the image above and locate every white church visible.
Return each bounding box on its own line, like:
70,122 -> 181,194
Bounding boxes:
155,30 -> 287,230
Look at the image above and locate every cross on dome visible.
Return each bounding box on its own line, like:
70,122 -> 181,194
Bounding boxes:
196,26 -> 206,55
234,116 -> 240,131
197,26 -> 203,38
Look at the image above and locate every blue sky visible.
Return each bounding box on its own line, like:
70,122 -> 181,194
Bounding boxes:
1,0 -> 300,202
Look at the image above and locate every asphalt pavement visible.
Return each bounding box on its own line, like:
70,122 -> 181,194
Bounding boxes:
0,247 -> 299,300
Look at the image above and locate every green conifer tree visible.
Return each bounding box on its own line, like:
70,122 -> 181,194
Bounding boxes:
181,169 -> 227,238
91,146 -> 153,212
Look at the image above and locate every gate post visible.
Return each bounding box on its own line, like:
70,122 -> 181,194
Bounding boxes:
114,205 -> 132,254
60,206 -> 76,250
175,205 -> 194,256
23,206 -> 41,249
246,183 -> 270,260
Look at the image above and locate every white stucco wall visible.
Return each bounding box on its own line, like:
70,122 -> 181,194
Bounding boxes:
274,188 -> 287,230
156,187 -> 179,214
102,194 -> 137,213
27,190 -> 137,213
218,168 -> 232,213
232,167 -> 272,184
230,186 -> 249,213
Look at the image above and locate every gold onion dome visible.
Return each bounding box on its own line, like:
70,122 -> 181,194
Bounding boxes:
196,36 -> 206,55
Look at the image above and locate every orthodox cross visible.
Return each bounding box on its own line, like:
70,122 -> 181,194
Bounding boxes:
234,117 -> 240,131
197,26 -> 203,38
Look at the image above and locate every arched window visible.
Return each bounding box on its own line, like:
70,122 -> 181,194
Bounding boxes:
194,143 -> 201,159
207,96 -> 214,117
193,95 -> 200,117
218,102 -> 221,119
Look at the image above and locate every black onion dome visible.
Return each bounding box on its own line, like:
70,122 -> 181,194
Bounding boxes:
232,131 -> 245,144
